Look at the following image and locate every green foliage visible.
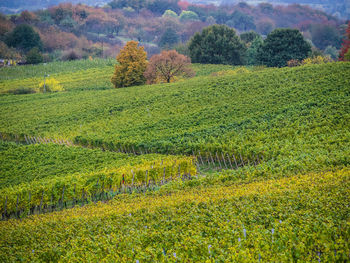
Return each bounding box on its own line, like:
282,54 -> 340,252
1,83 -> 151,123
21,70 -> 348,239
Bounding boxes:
5,24 -> 43,52
310,24 -> 342,50
25,47 -> 43,64
0,63 -> 349,173
179,10 -> 199,22
324,45 -> 338,60
0,141 -> 154,189
0,58 -> 114,80
0,141 -> 195,215
174,43 -> 190,56
188,24 -> 247,65
162,9 -> 178,18
246,36 -> 263,65
0,169 -> 348,261
240,31 -> 260,44
159,28 -> 179,49
226,10 -> 256,31
257,28 -> 311,67
0,58 -> 349,261
0,60 -> 231,94
345,49 -> 350,61
0,41 -> 21,60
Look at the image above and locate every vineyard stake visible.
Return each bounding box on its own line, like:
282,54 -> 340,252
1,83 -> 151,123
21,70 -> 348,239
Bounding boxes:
232,153 -> 238,168
28,191 -> 31,216
15,195 -> 19,218
227,153 -> 233,169
40,190 -> 45,212
81,189 -> 85,206
51,193 -> 54,212
196,162 -> 201,174
216,152 -> 222,168
163,167 -> 166,183
61,186 -> 65,208
198,151 -> 204,165
221,152 -> 228,169
4,196 -> 7,218
132,170 -> 135,186
239,153 -> 244,167
209,152 -> 215,166
73,184 -> 76,206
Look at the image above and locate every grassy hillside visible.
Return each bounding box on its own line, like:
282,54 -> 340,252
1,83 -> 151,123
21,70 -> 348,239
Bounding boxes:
0,60 -> 235,93
1,63 -> 349,172
0,61 -> 349,261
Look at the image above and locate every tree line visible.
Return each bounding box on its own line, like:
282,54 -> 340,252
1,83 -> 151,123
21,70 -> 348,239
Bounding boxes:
0,1 -> 346,64
111,22 -> 350,89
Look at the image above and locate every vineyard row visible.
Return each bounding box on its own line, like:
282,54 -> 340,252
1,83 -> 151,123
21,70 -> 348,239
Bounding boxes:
0,132 -> 264,170
2,172 -> 195,221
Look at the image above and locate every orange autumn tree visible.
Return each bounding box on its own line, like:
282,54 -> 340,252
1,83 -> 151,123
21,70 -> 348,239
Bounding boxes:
111,41 -> 148,88
144,50 -> 195,84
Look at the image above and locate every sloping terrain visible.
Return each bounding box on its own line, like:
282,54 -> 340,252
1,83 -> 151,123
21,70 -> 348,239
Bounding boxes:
0,61 -> 349,261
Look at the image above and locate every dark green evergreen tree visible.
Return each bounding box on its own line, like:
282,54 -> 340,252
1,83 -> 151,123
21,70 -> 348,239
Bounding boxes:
246,36 -> 263,65
5,24 -> 42,52
240,31 -> 260,44
188,24 -> 246,65
257,28 -> 311,67
226,11 -> 256,31
25,47 -> 43,64
159,28 -> 179,49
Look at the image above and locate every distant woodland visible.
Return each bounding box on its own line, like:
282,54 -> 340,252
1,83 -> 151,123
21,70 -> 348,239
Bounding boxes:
0,0 -> 347,62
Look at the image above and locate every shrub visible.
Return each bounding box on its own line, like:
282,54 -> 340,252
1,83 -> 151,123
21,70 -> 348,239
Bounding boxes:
211,67 -> 250,77
7,87 -> 36,95
38,78 -> 64,93
61,49 -> 82,61
26,47 -> 43,64
287,59 -> 302,67
302,56 -> 332,65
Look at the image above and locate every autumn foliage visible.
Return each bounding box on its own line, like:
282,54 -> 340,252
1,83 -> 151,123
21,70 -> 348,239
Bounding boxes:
144,50 -> 195,84
111,41 -> 148,88
339,22 -> 350,61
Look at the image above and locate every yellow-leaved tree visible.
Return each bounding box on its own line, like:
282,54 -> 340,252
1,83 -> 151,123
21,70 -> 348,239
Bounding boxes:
111,41 -> 148,88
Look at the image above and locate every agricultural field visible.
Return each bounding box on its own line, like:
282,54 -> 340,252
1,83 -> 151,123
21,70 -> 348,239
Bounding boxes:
0,168 -> 349,261
0,141 -> 195,216
0,59 -> 349,261
0,60 -> 235,93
